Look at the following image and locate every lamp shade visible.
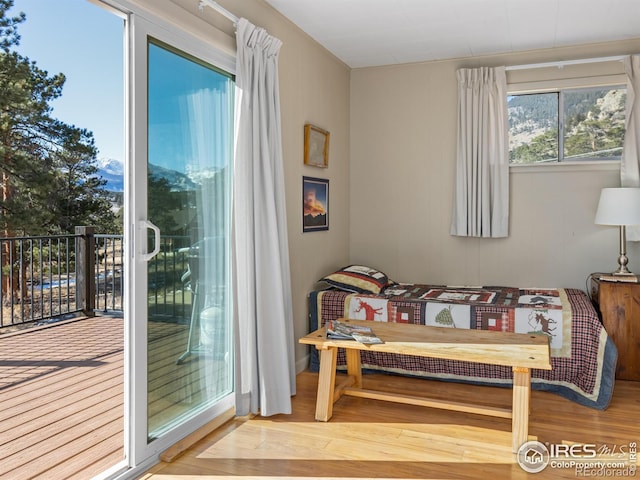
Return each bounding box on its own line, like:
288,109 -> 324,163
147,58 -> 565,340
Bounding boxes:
595,188 -> 640,226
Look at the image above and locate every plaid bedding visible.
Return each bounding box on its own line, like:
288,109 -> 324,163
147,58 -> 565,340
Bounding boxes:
308,285 -> 617,410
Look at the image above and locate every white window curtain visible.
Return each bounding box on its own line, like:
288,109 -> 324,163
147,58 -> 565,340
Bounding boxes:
450,66 -> 509,238
182,88 -> 233,397
621,54 -> 640,241
233,18 -> 296,416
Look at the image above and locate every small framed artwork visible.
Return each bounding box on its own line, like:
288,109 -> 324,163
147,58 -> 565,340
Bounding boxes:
304,124 -> 330,168
302,176 -> 329,232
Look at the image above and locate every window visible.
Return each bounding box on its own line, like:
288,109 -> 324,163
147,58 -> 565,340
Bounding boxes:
508,86 -> 626,164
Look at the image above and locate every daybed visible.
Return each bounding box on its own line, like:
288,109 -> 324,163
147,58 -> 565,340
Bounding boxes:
307,265 -> 617,410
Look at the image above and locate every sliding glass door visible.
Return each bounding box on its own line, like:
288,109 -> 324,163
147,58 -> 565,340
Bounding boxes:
145,39 -> 234,440
128,13 -> 235,467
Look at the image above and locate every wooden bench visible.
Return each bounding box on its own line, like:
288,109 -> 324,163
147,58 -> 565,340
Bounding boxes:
299,318 -> 552,453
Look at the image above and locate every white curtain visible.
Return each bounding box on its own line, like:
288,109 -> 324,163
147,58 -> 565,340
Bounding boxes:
233,18 -> 296,416
621,54 -> 640,240
182,88 -> 233,397
450,66 -> 509,238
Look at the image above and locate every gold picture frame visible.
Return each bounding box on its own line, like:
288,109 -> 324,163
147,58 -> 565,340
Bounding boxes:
304,124 -> 329,168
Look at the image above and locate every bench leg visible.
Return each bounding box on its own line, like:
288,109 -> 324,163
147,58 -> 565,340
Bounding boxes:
512,366 -> 531,453
315,346 -> 338,421
346,349 -> 362,388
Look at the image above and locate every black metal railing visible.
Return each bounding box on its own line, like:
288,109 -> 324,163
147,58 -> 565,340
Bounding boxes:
94,233 -> 124,314
1,233 -> 81,327
92,233 -> 193,320
147,235 -> 191,322
0,229 -> 196,329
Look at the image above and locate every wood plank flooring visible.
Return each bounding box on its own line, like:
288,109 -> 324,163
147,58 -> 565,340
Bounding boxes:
141,370 -> 640,480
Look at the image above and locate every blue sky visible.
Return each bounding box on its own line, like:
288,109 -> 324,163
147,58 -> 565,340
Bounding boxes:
10,0 -> 124,161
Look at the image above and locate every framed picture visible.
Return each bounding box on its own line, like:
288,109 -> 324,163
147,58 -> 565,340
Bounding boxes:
304,124 -> 330,168
303,176 -> 329,232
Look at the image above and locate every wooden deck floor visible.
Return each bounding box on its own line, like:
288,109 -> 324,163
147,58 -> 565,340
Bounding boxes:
0,316 -> 126,480
0,314 -> 213,479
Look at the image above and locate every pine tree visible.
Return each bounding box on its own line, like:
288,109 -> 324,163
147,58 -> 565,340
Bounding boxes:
50,126 -> 119,234
0,0 -> 117,302
0,0 -> 116,235
0,0 -> 33,302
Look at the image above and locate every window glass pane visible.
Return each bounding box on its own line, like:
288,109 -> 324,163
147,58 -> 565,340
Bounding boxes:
147,40 -> 234,441
563,87 -> 626,161
508,93 -> 559,164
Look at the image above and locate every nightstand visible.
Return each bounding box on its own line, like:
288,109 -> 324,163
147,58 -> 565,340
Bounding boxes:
590,275 -> 640,381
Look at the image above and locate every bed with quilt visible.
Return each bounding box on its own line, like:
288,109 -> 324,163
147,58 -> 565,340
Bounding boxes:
307,265 -> 618,410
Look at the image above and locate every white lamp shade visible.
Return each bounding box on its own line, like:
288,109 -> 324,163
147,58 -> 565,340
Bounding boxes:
595,188 -> 640,226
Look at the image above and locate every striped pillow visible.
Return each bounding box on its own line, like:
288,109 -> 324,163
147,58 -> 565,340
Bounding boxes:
320,265 -> 390,294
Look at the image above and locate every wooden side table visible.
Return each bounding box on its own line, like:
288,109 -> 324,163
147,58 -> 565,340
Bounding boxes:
591,276 -> 640,381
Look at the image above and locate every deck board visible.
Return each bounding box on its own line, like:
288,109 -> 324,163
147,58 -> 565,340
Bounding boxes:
0,316 -> 126,479
0,314 -> 206,479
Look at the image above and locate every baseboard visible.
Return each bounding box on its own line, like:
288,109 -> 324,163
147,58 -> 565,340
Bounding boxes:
296,353 -> 310,374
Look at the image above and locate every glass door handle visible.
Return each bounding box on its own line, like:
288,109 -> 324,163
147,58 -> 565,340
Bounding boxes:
140,220 -> 161,261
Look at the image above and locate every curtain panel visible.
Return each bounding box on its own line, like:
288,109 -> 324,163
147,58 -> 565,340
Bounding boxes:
451,66 -> 509,238
621,54 -> 640,241
233,18 -> 296,416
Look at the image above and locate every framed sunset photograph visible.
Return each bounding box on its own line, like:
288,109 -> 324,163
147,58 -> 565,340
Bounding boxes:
302,176 -> 329,232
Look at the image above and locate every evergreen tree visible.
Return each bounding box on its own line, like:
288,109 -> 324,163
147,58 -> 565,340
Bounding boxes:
0,0 -> 116,235
510,129 -> 559,163
0,0 -> 118,302
148,175 -> 182,236
509,88 -> 626,163
0,0 -> 22,51
50,126 -> 119,234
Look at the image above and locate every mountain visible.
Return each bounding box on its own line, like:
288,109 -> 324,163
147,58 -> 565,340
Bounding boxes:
96,157 -> 125,192
95,157 -> 201,192
148,163 -> 197,191
508,88 -> 626,161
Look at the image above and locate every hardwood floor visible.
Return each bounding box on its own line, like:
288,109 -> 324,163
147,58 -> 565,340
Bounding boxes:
141,370 -> 640,480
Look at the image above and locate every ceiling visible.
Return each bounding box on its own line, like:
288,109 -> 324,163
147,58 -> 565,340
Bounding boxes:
263,0 -> 640,68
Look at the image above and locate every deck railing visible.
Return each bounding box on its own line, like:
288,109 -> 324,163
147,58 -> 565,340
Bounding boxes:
0,228 -> 195,329
94,232 -> 124,314
1,233 -> 80,327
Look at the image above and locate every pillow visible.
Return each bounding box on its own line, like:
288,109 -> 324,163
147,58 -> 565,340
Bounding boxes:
319,265 -> 390,294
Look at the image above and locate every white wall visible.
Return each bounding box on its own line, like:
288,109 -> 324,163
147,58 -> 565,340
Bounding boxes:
350,40 -> 640,290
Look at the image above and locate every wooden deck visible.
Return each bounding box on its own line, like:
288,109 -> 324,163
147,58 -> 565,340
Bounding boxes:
0,314 -> 208,479
0,316 -> 125,479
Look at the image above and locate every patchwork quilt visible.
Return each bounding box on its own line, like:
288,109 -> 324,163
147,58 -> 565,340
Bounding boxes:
308,284 -> 617,410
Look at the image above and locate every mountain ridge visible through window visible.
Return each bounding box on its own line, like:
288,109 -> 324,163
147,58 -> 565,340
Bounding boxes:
508,86 -> 626,164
